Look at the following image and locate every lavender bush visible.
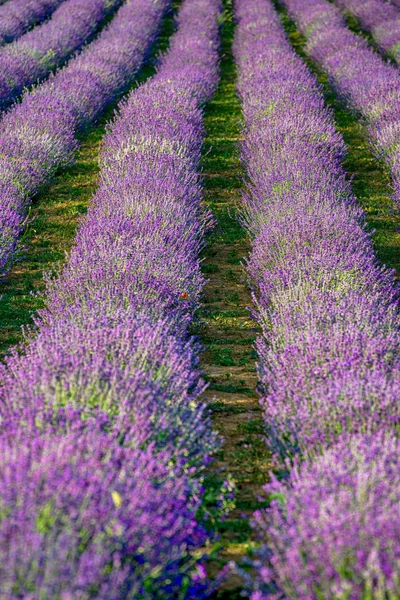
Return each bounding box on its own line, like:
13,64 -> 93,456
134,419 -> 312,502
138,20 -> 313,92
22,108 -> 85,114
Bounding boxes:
0,0 -> 169,277
333,0 -> 400,64
233,0 -> 400,594
234,0 -> 400,463
250,434 -> 400,600
0,0 -> 122,111
0,426 -> 209,599
0,0 -> 223,594
0,0 -> 66,46
281,0 -> 400,210
1,313 -> 218,468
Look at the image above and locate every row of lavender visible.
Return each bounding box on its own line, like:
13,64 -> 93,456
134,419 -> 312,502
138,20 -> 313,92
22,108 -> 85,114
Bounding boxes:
332,0 -> 400,64
234,0 -> 400,597
280,0 -> 400,212
0,0 -> 122,111
0,0 -> 222,596
0,0 -> 167,279
0,0 -> 65,45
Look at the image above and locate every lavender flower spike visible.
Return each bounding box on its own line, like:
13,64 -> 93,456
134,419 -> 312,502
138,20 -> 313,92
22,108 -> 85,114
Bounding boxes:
234,0 -> 400,463
282,0 -> 400,211
333,0 -> 400,64
233,0 -> 400,595
251,433 -> 400,599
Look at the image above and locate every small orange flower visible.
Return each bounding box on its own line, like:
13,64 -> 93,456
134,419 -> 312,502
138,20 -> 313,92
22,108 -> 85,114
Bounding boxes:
181,292 -> 188,299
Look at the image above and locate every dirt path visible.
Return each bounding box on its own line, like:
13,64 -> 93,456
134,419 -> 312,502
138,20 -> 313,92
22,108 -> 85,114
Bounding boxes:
197,4 -> 271,596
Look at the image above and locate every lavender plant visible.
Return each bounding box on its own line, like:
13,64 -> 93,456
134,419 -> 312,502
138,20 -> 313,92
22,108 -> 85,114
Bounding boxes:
0,0 -> 66,46
333,0 -> 400,64
0,0 -> 122,111
281,0 -> 400,211
0,425 -> 209,599
233,0 -> 400,594
0,0 -> 223,594
250,434 -> 400,600
1,314 -> 218,468
0,0 -> 169,277
234,0 -> 400,463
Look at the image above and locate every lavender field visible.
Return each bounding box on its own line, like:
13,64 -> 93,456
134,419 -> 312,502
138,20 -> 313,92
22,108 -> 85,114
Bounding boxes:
0,0 -> 399,597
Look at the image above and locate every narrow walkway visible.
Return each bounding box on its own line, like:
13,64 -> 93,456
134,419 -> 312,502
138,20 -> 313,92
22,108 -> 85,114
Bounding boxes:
0,4 -> 178,359
197,4 -> 270,597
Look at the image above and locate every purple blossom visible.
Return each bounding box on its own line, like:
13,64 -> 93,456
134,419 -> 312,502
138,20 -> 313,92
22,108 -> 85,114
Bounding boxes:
0,0 -> 169,277
0,0 -> 66,46
1,313 -> 218,467
282,0 -> 400,210
0,425 -> 208,599
333,0 -> 400,63
0,0 -> 222,594
233,0 -> 400,594
234,0 -> 400,463
251,434 -> 400,599
0,0 -> 122,111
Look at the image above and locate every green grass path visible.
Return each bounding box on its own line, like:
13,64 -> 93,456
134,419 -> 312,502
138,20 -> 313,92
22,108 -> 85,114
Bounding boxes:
198,3 -> 271,596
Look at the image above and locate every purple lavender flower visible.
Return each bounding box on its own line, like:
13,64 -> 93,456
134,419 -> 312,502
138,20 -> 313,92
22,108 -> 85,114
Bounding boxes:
250,434 -> 400,599
0,0 -> 223,593
1,313 -> 218,467
234,0 -> 400,463
282,0 -> 400,210
0,0 -> 170,277
0,0 -> 66,46
0,0 -> 122,110
0,425 -> 209,598
233,0 -> 400,594
333,0 -> 400,63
